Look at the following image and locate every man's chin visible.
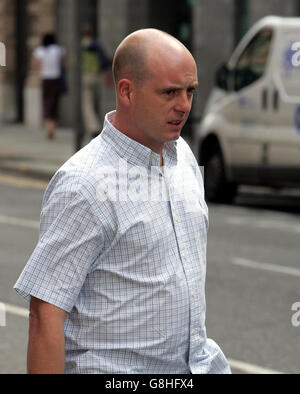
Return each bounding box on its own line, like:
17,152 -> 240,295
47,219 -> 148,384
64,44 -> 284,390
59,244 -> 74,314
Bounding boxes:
166,130 -> 182,141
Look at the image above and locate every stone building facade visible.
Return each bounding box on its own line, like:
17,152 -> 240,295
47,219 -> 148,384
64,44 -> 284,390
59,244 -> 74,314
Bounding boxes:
0,0 -> 299,137
0,0 -> 17,122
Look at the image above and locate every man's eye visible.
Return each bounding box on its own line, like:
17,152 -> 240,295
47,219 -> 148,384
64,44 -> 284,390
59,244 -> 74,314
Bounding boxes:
165,90 -> 175,96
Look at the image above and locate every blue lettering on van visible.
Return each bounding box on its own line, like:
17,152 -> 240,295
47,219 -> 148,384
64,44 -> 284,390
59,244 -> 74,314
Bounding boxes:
291,42 -> 300,67
294,104 -> 300,134
283,45 -> 295,72
282,42 -> 300,78
239,97 -> 247,107
238,97 -> 256,109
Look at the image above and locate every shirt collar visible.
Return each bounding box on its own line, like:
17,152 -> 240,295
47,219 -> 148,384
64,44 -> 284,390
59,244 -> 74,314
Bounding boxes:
100,111 -> 178,168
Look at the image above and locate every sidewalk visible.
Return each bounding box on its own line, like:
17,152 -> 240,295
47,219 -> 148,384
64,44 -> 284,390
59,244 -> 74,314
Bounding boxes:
0,123 -> 88,181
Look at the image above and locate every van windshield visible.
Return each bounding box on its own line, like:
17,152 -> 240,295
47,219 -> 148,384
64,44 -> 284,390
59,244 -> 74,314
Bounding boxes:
234,29 -> 273,91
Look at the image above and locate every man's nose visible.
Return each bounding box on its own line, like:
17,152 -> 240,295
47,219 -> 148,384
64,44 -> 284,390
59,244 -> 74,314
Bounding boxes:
174,93 -> 191,113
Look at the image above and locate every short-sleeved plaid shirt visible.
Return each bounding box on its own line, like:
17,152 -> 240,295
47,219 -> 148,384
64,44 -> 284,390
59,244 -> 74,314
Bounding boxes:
14,111 -> 230,374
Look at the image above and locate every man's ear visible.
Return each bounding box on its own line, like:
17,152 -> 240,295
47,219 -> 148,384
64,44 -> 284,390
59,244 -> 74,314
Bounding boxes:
117,79 -> 134,107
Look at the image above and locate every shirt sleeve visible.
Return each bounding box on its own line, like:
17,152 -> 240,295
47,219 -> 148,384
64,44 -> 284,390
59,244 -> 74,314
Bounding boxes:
14,181 -> 103,312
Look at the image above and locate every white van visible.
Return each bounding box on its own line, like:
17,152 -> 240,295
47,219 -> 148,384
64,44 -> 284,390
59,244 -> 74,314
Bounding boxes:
196,16 -> 300,203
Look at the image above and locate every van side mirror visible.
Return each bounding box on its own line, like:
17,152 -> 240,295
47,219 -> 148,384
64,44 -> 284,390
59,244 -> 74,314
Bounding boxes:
215,64 -> 230,91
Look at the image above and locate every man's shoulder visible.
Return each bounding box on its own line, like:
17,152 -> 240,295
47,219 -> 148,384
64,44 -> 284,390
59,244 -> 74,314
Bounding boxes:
177,137 -> 197,163
44,137 -> 115,199
64,135 -> 111,169
44,167 -> 96,204
50,44 -> 64,53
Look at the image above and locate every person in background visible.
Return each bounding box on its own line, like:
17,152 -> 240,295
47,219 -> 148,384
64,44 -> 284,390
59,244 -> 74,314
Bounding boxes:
81,25 -> 111,139
33,33 -> 66,140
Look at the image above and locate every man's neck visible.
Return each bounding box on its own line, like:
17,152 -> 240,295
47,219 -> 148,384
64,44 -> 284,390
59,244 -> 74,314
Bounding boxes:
112,111 -> 165,159
160,155 -> 164,170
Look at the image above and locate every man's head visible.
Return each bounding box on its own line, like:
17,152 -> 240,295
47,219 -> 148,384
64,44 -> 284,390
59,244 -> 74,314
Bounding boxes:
112,29 -> 198,154
82,24 -> 94,39
112,30 -> 153,87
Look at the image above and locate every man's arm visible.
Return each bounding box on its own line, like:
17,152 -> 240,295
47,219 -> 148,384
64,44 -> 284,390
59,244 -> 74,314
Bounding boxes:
27,296 -> 67,374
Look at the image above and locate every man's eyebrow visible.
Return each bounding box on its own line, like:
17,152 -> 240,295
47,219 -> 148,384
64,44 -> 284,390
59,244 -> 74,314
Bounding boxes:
162,85 -> 181,90
160,82 -> 198,92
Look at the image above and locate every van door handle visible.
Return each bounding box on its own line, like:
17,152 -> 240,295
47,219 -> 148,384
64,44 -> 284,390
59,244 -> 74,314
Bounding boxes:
262,89 -> 268,110
273,89 -> 279,111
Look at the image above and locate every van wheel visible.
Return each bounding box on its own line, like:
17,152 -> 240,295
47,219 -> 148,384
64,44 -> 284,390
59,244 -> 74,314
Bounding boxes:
204,152 -> 237,203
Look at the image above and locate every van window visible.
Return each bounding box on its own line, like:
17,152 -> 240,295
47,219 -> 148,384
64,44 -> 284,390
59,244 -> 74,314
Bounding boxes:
234,29 -> 273,91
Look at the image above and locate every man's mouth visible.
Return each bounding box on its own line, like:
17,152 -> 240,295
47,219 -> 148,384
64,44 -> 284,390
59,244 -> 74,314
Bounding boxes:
168,120 -> 183,126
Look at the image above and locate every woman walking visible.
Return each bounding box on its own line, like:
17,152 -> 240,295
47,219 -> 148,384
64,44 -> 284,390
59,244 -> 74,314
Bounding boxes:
33,33 -> 66,139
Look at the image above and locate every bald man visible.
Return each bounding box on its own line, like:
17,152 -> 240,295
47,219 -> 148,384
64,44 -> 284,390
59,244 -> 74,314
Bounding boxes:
14,29 -> 231,374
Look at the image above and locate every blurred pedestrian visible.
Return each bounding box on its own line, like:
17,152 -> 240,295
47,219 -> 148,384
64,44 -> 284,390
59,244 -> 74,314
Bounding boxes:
14,29 -> 231,374
81,25 -> 111,139
33,33 -> 66,140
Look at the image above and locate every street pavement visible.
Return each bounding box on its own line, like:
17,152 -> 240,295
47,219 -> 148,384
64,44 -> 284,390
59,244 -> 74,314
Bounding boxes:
0,123 -> 78,181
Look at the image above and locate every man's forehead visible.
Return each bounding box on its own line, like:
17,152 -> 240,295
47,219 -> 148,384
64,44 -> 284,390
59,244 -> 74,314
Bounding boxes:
115,29 -> 197,87
150,56 -> 198,84
147,41 -> 196,68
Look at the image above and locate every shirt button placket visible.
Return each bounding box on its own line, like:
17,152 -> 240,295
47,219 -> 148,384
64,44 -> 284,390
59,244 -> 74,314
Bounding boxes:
168,178 -> 200,362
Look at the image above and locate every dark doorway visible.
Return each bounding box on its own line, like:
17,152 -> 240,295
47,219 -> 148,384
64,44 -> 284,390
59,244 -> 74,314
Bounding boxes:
148,0 -> 192,50
81,0 -> 98,36
148,0 -> 193,138
234,0 -> 249,46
